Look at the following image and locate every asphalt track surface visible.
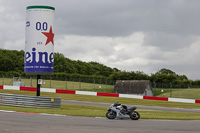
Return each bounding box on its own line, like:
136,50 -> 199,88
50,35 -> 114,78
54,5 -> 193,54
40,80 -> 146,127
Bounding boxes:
62,100 -> 200,113
1,111 -> 200,133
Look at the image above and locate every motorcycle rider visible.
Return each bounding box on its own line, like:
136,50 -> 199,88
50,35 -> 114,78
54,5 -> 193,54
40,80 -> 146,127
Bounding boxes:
106,102 -> 140,120
114,102 -> 127,115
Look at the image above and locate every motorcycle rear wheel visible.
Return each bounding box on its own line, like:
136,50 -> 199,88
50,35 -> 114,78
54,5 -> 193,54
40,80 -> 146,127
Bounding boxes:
130,111 -> 140,120
106,111 -> 116,119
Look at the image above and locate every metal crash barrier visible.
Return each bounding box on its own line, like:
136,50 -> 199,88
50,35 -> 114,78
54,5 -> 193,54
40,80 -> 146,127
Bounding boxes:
0,93 -> 61,108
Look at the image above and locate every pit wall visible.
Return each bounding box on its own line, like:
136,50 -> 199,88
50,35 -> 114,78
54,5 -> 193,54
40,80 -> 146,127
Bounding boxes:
0,85 -> 200,104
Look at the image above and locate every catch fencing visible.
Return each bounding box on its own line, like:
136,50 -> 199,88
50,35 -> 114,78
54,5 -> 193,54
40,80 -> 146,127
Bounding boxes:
0,76 -> 115,93
151,82 -> 200,100
0,93 -> 61,108
2,76 -> 200,99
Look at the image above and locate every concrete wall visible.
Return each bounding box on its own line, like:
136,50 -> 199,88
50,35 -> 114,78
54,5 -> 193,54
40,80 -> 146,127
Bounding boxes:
114,80 -> 153,96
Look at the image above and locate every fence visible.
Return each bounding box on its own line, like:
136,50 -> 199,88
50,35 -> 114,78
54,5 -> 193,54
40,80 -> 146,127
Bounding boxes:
151,82 -> 200,100
0,93 -> 61,108
0,76 -> 115,93
1,76 -> 200,100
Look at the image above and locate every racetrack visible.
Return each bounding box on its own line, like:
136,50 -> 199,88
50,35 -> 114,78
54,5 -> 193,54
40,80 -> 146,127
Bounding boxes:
0,111 -> 200,133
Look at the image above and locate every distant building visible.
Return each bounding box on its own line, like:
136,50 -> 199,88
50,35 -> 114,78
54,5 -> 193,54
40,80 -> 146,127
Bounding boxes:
114,80 -> 153,96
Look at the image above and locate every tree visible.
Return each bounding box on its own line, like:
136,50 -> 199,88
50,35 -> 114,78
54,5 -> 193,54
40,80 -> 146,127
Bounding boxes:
0,49 -> 193,84
0,56 -> 15,71
156,68 -> 176,75
151,68 -> 189,84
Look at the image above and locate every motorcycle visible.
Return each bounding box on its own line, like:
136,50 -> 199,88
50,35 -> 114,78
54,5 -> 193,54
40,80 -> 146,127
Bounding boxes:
106,102 -> 140,120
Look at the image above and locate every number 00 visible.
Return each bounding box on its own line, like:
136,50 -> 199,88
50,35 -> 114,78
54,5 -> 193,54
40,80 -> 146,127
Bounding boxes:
36,22 -> 48,31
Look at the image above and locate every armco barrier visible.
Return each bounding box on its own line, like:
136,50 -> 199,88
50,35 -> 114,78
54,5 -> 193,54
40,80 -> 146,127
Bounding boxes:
97,92 -> 119,97
56,89 -> 76,94
0,93 -> 61,108
143,96 -> 168,101
1,85 -> 200,104
20,86 -> 36,92
0,85 -> 3,89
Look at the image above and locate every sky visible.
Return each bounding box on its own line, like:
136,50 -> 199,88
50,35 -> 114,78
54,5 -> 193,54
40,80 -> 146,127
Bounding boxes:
1,0 -> 200,80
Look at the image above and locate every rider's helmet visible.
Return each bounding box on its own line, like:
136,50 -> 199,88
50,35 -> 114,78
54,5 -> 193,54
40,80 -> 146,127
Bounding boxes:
114,102 -> 121,107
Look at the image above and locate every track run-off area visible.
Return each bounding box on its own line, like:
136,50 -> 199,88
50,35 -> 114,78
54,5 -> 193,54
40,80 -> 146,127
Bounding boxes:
1,99 -> 200,133
1,86 -> 200,132
0,110 -> 200,133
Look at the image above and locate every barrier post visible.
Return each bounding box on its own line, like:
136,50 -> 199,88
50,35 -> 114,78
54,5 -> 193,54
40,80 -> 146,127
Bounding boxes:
37,75 -> 41,96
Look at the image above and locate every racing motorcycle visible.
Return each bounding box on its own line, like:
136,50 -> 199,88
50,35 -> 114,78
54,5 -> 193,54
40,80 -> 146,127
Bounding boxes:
106,102 -> 140,120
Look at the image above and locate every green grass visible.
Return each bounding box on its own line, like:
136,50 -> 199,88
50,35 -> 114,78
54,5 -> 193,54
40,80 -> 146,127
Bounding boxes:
1,104 -> 200,120
2,89 -> 200,120
0,104 -> 106,117
1,89 -> 200,109
152,88 -> 173,96
3,77 -> 200,99
139,110 -> 200,120
0,78 -> 114,93
154,88 -> 200,100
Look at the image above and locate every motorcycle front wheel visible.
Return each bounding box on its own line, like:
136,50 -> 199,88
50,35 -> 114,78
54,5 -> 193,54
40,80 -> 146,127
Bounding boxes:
106,111 -> 116,119
130,111 -> 140,120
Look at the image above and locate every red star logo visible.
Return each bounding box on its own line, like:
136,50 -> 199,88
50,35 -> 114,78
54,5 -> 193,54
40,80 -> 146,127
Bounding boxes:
42,26 -> 54,45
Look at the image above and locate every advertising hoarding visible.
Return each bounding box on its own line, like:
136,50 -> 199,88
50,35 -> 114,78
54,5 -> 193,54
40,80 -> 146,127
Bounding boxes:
24,6 -> 55,75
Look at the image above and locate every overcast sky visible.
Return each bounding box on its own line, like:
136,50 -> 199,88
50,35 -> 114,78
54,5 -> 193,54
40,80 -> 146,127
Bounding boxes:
1,0 -> 200,80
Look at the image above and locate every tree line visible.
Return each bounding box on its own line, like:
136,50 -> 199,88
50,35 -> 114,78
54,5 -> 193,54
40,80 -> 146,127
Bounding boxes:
0,48 -> 200,86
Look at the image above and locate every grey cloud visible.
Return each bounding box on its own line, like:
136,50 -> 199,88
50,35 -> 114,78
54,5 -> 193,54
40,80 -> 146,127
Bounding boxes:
3,0 -> 200,37
143,32 -> 196,51
2,0 -> 200,79
54,0 -> 200,37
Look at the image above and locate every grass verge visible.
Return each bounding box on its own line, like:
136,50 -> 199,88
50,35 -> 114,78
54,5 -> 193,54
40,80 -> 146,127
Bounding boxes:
1,104 -> 200,120
1,89 -> 200,109
1,89 -> 200,120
